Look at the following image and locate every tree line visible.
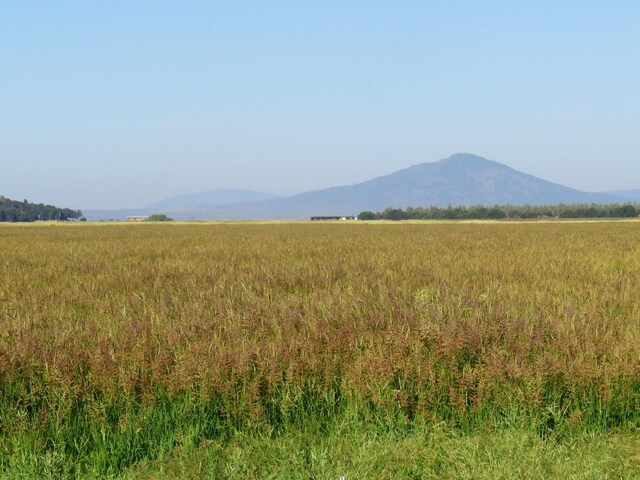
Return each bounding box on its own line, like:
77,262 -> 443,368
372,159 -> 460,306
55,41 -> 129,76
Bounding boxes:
0,196 -> 84,222
358,203 -> 639,221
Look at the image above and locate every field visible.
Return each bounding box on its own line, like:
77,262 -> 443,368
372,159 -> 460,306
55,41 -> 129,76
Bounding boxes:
1,221 -> 640,478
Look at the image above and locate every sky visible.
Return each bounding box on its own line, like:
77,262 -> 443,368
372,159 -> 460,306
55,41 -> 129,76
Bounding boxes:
1,1 -> 639,209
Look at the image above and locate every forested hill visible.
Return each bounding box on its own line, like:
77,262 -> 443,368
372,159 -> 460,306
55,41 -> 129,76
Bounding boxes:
0,196 -> 83,222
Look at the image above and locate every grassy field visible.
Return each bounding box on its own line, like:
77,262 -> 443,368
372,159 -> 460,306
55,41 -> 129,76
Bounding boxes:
1,221 -> 640,478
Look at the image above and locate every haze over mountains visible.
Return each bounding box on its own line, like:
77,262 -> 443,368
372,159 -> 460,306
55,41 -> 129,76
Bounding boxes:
145,189 -> 279,210
605,190 -> 640,202
84,154 -> 627,220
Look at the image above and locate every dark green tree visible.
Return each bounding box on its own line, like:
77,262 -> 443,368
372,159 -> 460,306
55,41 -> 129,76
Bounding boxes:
146,213 -> 173,222
357,211 -> 377,220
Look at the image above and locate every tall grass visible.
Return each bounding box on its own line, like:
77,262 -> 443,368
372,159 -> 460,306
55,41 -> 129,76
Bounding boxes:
1,222 -> 640,475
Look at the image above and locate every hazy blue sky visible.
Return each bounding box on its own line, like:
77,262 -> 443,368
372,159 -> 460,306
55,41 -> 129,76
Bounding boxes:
1,1 -> 639,209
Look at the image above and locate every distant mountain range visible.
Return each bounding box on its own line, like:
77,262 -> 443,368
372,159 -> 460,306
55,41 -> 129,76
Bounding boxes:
605,189 -> 640,202
145,188 -> 279,210
84,153 -> 630,220
84,189 -> 279,221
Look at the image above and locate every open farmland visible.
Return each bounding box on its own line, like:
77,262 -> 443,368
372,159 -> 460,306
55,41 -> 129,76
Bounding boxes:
1,222 -> 640,478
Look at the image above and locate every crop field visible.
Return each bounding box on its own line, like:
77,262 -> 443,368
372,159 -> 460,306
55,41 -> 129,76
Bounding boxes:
1,222 -> 640,478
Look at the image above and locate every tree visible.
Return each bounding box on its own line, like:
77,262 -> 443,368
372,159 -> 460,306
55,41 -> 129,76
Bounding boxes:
608,204 -> 637,218
0,196 -> 82,222
357,211 -> 377,220
146,213 -> 173,222
383,208 -> 407,221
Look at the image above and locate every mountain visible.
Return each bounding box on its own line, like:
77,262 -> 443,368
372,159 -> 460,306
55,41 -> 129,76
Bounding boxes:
145,188 -> 279,209
179,153 -> 623,219
84,189 -> 279,220
604,189 -> 640,202
84,154 -> 626,220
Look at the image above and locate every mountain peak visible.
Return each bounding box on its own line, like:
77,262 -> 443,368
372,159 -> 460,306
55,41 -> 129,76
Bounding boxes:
442,152 -> 488,162
438,153 -> 502,168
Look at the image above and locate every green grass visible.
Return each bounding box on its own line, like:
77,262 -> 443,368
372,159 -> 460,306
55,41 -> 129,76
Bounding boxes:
4,414 -> 640,479
1,384 -> 639,478
123,423 -> 640,479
